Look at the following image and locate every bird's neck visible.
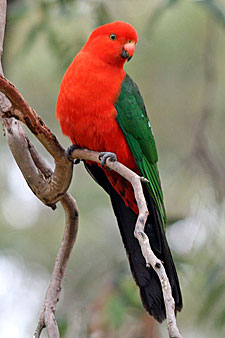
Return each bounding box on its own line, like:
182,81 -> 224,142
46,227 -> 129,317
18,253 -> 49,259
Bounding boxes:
69,50 -> 126,104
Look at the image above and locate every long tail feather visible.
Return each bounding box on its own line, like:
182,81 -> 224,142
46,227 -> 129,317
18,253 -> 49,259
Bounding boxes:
84,162 -> 182,322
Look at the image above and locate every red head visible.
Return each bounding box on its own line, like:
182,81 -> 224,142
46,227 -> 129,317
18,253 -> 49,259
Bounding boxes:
83,21 -> 138,66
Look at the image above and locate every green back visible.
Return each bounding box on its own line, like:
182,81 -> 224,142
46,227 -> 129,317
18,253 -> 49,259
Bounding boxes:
115,74 -> 166,228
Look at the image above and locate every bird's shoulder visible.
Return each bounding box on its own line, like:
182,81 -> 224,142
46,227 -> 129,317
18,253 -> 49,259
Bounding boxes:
115,74 -> 158,164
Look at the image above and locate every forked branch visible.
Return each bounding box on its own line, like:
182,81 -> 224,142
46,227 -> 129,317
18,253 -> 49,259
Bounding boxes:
0,3 -> 78,337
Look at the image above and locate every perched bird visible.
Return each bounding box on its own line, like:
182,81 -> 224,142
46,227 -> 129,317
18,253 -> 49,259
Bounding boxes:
56,21 -> 182,322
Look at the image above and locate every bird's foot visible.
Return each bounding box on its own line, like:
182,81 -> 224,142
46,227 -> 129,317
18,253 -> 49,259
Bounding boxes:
99,152 -> 117,168
66,144 -> 81,164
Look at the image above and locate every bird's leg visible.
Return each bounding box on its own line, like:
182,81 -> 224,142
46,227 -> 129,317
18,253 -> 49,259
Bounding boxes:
66,144 -> 81,164
99,152 -> 117,168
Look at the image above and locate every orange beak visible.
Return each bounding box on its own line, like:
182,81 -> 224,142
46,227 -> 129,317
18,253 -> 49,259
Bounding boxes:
121,41 -> 136,61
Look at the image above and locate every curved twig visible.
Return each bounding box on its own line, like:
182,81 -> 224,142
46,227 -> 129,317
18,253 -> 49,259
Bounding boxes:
34,194 -> 79,338
69,148 -> 183,338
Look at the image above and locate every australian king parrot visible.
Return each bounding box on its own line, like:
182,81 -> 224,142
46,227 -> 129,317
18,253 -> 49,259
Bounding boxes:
56,21 -> 182,322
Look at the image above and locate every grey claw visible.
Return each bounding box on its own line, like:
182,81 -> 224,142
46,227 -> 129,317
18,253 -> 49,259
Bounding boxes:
99,152 -> 117,167
66,144 -> 80,164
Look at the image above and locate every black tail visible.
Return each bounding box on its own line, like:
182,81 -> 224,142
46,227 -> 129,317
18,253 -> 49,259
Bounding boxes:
84,162 -> 182,322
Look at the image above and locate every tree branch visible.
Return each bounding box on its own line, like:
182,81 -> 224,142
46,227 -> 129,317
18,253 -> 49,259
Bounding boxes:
0,74 -> 73,207
34,193 -> 79,338
69,149 -> 183,338
0,2 -> 78,337
0,88 -> 78,338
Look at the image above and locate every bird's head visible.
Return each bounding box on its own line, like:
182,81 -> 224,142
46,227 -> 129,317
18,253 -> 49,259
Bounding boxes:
84,21 -> 138,66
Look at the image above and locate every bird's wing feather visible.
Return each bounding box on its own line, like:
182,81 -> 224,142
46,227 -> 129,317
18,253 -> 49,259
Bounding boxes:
115,74 -> 166,227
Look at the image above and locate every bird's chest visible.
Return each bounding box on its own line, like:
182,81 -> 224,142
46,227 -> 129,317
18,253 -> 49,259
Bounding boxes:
60,67 -> 124,151
72,104 -> 118,151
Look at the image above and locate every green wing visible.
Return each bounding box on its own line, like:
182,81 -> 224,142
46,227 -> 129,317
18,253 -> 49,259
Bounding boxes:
115,74 -> 166,228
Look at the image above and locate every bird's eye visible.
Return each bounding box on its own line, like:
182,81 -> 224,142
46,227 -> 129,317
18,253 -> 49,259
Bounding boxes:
109,33 -> 117,40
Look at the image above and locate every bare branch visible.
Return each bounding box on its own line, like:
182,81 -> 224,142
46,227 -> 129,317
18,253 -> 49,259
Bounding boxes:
0,3 -> 79,337
0,75 -> 64,158
1,97 -> 79,337
70,148 -> 183,338
0,75 -> 73,206
34,194 -> 79,338
1,103 -> 78,338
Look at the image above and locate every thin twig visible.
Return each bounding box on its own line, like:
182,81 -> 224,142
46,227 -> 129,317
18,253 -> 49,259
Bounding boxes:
34,194 -> 79,338
70,148 -> 183,338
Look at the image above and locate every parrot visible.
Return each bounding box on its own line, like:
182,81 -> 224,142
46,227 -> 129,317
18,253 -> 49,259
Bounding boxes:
56,21 -> 182,322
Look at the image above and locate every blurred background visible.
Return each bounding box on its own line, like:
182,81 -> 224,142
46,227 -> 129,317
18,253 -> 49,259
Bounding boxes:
0,0 -> 225,337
